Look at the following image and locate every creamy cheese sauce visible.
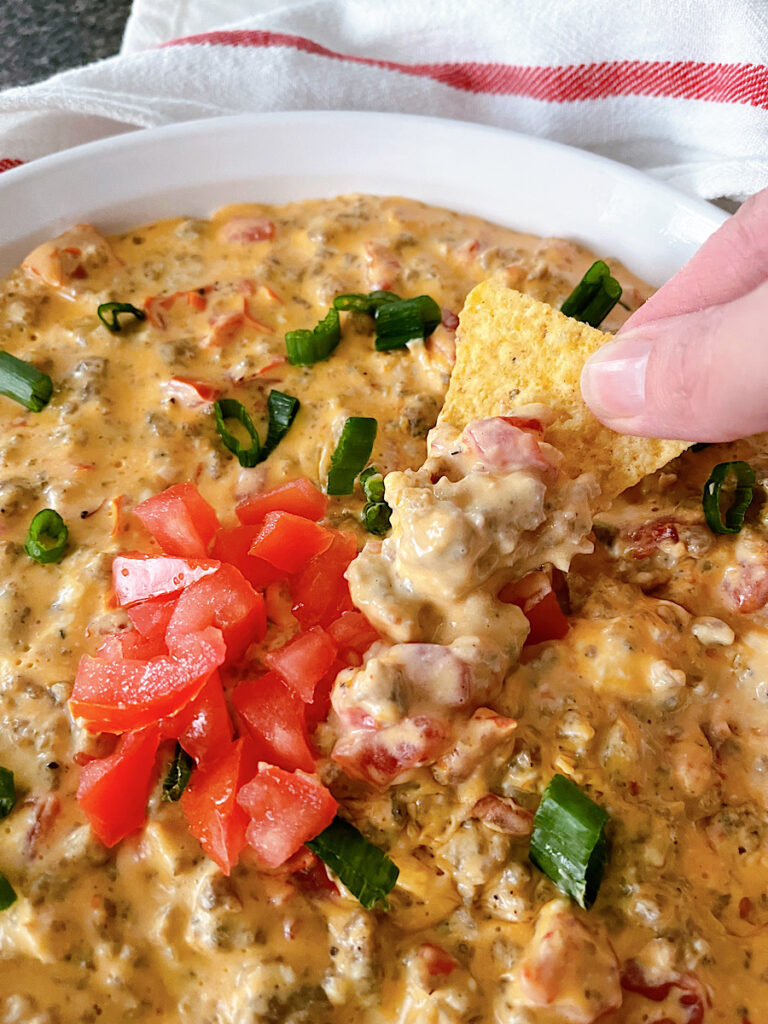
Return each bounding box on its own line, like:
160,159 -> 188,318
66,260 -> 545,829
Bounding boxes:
0,193 -> 760,1024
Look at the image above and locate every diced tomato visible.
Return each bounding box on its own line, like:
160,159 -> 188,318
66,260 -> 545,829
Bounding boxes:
126,593 -> 178,638
724,563 -> 768,613
220,216 -> 276,243
264,627 -> 338,703
210,525 -> 283,589
620,961 -> 705,1024
164,376 -> 221,408
237,764 -> 337,869
232,672 -> 315,773
204,312 -> 244,348
417,943 -> 458,990
165,564 -> 266,663
96,629 -> 167,661
305,659 -> 344,732
623,516 -> 680,559
249,512 -> 334,574
499,571 -> 569,646
180,736 -> 259,875
77,727 -> 160,847
332,715 -> 451,788
112,552 -> 220,606
164,671 -> 233,765
327,611 -> 379,658
499,415 -> 544,435
70,627 -> 226,733
293,850 -> 339,896
291,531 -> 358,628
133,482 -> 220,558
463,417 -> 555,474
236,478 -> 328,525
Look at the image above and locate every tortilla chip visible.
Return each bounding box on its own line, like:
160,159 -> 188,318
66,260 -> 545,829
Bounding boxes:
439,279 -> 687,502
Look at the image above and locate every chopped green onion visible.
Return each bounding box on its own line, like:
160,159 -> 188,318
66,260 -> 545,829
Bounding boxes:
285,307 -> 341,365
25,509 -> 68,564
263,389 -> 300,457
374,295 -> 442,351
359,466 -> 392,535
214,390 -> 300,468
560,260 -> 623,328
328,418 -> 377,496
307,816 -> 399,910
362,501 -> 392,536
360,465 -> 385,503
529,773 -> 609,910
0,768 -> 15,819
333,290 -> 401,313
703,460 -> 756,535
162,743 -> 194,802
97,302 -> 146,333
0,873 -> 16,912
0,351 -> 52,412
214,398 -> 261,468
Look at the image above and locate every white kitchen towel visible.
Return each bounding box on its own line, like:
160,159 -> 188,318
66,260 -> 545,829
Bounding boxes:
0,0 -> 766,201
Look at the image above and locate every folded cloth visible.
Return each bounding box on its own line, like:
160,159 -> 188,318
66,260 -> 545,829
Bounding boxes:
0,0 -> 766,201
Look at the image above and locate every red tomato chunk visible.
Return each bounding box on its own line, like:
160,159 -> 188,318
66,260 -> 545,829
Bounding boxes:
237,764 -> 337,869
133,482 -> 220,558
126,593 -> 178,638
70,627 -> 226,733
77,727 -> 160,848
499,571 -> 569,646
264,626 -> 338,703
181,737 -> 259,875
249,511 -> 334,573
113,553 -> 220,606
291,531 -> 358,628
327,611 -> 379,658
165,564 -> 266,663
236,477 -> 328,525
211,525 -> 283,589
163,671 -> 233,766
233,672 -> 316,773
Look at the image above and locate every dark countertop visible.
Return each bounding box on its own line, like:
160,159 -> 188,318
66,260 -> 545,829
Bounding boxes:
1,0 -> 132,90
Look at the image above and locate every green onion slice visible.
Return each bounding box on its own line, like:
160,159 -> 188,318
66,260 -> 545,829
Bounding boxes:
162,743 -> 194,802
0,768 -> 15,819
333,290 -> 401,313
529,773 -> 609,910
703,460 -> 756,535
0,351 -> 52,412
285,307 -> 341,365
307,816 -> 399,910
362,501 -> 392,536
263,389 -> 300,457
328,418 -> 377,496
359,466 -> 392,535
560,260 -> 623,328
214,390 -> 300,468
97,302 -> 146,333
0,873 -> 16,912
374,295 -> 442,352
214,398 -> 262,468
360,465 -> 385,503
25,509 -> 68,564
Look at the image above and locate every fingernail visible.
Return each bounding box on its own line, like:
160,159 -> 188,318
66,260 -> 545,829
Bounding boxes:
580,332 -> 654,422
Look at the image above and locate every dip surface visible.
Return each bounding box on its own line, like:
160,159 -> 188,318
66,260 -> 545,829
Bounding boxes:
0,194 -> 763,1024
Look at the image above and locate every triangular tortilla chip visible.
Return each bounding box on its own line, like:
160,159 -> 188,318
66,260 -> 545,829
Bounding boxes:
439,279 -> 687,502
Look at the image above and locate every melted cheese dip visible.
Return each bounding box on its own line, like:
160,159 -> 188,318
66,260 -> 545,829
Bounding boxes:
0,194 -> 760,1024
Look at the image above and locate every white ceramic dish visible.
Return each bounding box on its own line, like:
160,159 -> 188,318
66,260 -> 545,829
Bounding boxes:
0,110 -> 726,282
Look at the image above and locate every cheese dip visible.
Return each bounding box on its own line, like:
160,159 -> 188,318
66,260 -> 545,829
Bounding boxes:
0,195 -> 761,1024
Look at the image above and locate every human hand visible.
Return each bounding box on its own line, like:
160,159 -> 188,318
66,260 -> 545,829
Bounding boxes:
580,187 -> 768,442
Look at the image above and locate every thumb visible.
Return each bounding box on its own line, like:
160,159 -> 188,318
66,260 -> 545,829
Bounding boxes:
580,279 -> 768,442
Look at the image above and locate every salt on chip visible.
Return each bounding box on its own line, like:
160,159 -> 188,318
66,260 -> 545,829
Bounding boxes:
438,279 -> 688,502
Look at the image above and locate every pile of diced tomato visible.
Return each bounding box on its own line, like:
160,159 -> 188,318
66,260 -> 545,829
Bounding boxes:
71,477 -> 378,875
